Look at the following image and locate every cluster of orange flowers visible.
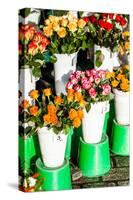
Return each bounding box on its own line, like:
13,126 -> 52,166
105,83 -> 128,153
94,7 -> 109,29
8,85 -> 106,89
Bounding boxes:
43,12 -> 87,38
69,108 -> 84,128
67,89 -> 86,107
106,65 -> 129,92
43,104 -> 58,126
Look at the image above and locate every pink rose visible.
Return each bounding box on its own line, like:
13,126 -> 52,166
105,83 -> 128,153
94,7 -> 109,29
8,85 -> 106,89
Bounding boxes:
94,75 -> 101,84
98,70 -> 106,79
66,81 -> 73,90
88,88 -> 97,98
82,81 -> 92,90
74,85 -> 82,92
69,72 -> 76,80
102,84 -> 111,95
90,69 -> 97,76
81,77 -> 88,84
75,71 -> 82,79
85,70 -> 91,77
71,77 -> 78,85
89,75 -> 94,82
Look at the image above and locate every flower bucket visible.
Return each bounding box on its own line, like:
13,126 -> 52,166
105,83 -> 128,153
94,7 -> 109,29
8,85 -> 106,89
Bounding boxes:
38,127 -> 68,168
94,45 -> 113,72
19,8 -> 41,24
113,89 -> 129,125
110,119 -> 129,156
78,135 -> 111,177
112,52 -> 120,68
19,135 -> 39,173
82,101 -> 108,144
19,68 -> 36,104
36,158 -> 72,191
54,53 -> 77,94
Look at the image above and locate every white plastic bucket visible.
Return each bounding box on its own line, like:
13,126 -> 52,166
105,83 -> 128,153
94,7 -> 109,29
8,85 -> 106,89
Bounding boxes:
82,101 -> 109,143
113,89 -> 129,125
38,127 -> 68,168
54,53 -> 77,94
94,45 -> 113,72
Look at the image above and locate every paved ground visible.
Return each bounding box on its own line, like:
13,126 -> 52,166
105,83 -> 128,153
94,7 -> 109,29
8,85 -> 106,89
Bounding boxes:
71,153 -> 129,189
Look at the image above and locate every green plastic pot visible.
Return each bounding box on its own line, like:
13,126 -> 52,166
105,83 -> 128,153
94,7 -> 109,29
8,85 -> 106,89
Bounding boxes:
78,135 -> 111,177
65,127 -> 73,160
110,119 -> 129,156
19,134 -> 40,173
36,158 -> 72,191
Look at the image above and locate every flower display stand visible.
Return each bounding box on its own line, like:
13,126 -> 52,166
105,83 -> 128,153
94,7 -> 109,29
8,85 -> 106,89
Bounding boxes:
65,128 -> 74,160
19,135 -> 41,173
110,119 -> 129,156
78,135 -> 111,177
36,158 -> 72,191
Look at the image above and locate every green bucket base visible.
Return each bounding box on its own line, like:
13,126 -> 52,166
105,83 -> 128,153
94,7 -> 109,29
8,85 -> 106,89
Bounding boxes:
110,119 -> 129,156
78,135 -> 111,177
36,158 -> 72,191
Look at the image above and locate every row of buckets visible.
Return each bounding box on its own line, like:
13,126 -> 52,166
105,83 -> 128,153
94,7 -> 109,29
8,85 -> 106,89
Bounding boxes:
19,99 -> 129,191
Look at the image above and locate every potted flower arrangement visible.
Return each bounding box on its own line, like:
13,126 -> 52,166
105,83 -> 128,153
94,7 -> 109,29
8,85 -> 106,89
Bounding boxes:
66,69 -> 113,143
85,13 -> 128,71
19,24 -> 50,102
42,12 -> 89,94
108,65 -> 129,125
24,88 -> 84,168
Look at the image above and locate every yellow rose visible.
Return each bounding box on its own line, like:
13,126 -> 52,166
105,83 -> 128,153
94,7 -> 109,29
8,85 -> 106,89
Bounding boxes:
61,18 -> 68,27
57,27 -> 67,38
49,16 -> 59,23
111,80 -> 119,88
122,31 -> 130,37
67,21 -> 77,32
45,19 -> 51,26
118,45 -> 124,55
43,26 -> 53,37
78,19 -> 86,28
124,65 -> 129,70
52,22 -> 60,32
120,82 -> 129,91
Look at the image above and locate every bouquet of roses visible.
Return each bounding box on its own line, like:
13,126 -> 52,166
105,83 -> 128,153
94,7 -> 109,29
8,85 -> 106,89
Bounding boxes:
107,65 -> 129,92
66,69 -> 113,112
19,88 -> 84,135
42,11 -> 89,56
19,24 -> 50,78
85,13 -> 128,52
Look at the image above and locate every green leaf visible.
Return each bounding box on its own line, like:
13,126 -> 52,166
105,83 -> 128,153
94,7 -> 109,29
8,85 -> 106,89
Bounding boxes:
85,103 -> 91,113
32,67 -> 42,78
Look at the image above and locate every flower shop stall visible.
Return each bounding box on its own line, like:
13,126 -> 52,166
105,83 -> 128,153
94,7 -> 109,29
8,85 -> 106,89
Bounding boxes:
18,9 -> 129,192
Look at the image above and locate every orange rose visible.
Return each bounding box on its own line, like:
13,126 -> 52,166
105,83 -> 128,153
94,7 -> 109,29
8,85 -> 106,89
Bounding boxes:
50,114 -> 58,125
111,80 -> 119,88
79,98 -> 86,107
72,117 -> 81,128
77,109 -> 84,119
43,88 -> 52,97
54,96 -> 64,104
43,26 -> 53,37
43,114 -> 51,124
78,19 -> 86,28
69,109 -> 78,120
67,92 -> 73,103
74,92 -> 83,102
29,90 -> 39,99
120,83 -> 129,91
20,99 -> 30,109
29,106 -> 39,116
28,41 -> 38,55
47,104 -> 57,114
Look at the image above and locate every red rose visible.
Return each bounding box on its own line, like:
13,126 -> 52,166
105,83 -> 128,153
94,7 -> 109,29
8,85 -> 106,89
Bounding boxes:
116,15 -> 122,22
109,13 -> 114,19
99,19 -> 105,28
83,17 -> 89,23
105,22 -> 114,31
28,41 -> 38,55
120,17 -> 126,26
102,13 -> 108,18
89,15 -> 97,24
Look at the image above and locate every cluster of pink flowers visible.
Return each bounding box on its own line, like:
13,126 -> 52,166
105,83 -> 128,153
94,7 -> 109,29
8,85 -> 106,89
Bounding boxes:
66,69 -> 111,101
19,24 -> 50,56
